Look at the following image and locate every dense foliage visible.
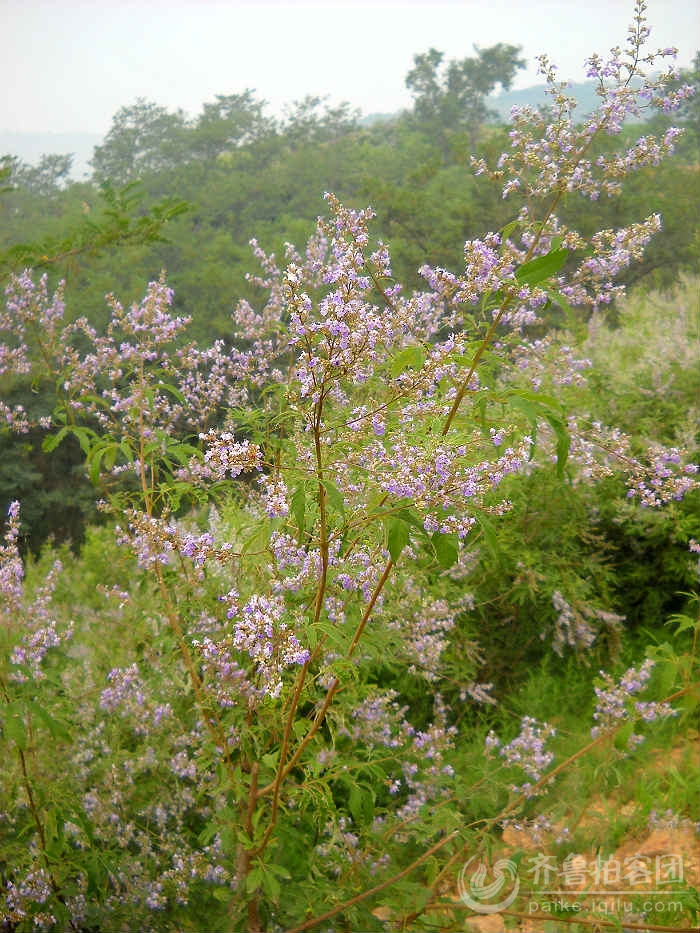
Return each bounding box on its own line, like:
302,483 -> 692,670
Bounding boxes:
0,5 -> 698,931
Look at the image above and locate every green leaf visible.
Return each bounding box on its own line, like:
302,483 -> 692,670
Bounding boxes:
394,508 -> 427,535
246,867 -> 264,893
390,345 -> 425,377
292,719 -> 311,739
4,702 -> 27,750
241,519 -> 270,554
71,426 -> 97,455
120,438 -> 134,462
88,446 -> 107,486
156,381 -> 186,404
262,752 -> 280,770
613,720 -> 635,751
261,871 -> 281,900
42,427 -> 69,453
45,807 -> 61,845
500,219 -> 520,241
431,532 -> 459,569
507,388 -> 563,412
476,513 -> 501,562
543,413 -> 570,476
506,395 -> 538,452
27,702 -> 70,741
386,516 -> 410,563
320,479 -> 345,517
348,783 -> 375,824
515,247 -> 569,287
291,484 -> 306,535
198,821 -> 220,847
666,613 -> 697,635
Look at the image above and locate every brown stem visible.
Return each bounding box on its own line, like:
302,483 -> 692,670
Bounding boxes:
251,659 -> 310,855
286,830 -> 460,933
153,564 -> 237,787
347,557 -> 393,657
312,392 -> 330,627
401,681 -> 699,927
441,189 -> 564,438
0,677 -> 76,927
250,390 -> 334,859
258,556 -> 396,800
441,94 -> 624,440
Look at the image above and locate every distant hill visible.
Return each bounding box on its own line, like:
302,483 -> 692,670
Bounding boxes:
489,81 -> 608,121
1,80 -> 643,182
364,80 -> 642,130
0,131 -> 101,181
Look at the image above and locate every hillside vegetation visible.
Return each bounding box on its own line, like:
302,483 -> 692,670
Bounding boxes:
0,11 -> 698,932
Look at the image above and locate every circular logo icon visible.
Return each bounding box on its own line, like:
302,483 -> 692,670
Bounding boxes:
457,856 -> 520,914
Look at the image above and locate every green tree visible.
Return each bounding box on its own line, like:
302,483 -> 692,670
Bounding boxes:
189,90 -> 274,162
90,98 -> 189,184
11,153 -> 74,196
405,43 -> 526,155
281,95 -> 359,148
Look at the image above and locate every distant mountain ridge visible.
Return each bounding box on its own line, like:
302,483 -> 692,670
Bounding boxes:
489,80 -> 605,120
0,130 -> 102,181
1,80 -> 638,180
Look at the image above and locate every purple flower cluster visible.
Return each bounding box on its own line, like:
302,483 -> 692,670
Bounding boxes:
384,585 -> 472,681
561,215 -> 663,310
626,445 -> 699,507
358,436 -> 532,539
511,337 -> 592,391
2,502 -> 74,682
470,4 -> 690,312
257,473 -> 289,518
344,690 -> 414,749
476,9 -> 689,204
115,508 -> 236,572
0,500 -> 23,618
591,659 -> 678,743
1,272 -> 65,375
220,591 -> 310,698
269,531 -> 323,594
333,544 -> 386,604
282,197 -> 411,401
4,868 -> 55,929
548,590 -> 624,658
194,634 -> 259,710
396,696 -> 457,825
197,430 -> 263,482
0,273 -> 264,459
486,716 -> 556,797
556,420 -> 699,505
100,663 -> 173,735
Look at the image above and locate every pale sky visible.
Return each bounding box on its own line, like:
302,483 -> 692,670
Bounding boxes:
2,0 -> 698,135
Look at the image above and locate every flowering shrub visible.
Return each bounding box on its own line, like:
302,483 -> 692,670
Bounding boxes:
1,4 -> 698,930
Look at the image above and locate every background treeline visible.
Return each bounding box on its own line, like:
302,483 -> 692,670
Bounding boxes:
1,47 -> 698,551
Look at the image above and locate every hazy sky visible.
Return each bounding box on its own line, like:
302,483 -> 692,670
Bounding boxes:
2,0 -> 698,135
